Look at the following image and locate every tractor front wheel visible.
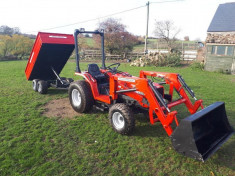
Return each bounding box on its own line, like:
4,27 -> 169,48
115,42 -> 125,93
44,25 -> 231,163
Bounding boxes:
68,80 -> 94,113
109,103 -> 135,135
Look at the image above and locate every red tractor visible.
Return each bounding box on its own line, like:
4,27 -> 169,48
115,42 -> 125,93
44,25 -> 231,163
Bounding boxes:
25,29 -> 233,162
68,29 -> 233,162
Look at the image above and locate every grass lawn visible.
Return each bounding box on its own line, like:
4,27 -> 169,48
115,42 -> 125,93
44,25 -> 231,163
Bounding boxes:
0,60 -> 235,175
84,37 -> 95,48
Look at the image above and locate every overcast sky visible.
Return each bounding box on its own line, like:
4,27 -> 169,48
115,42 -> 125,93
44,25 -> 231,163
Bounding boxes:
0,0 -> 234,40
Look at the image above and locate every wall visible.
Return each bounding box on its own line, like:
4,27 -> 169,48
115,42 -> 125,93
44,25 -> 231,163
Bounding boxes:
205,55 -> 233,73
205,32 -> 235,74
206,32 -> 235,44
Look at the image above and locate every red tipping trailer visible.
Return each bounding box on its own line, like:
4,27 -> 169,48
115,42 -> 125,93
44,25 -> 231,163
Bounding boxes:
25,32 -> 75,94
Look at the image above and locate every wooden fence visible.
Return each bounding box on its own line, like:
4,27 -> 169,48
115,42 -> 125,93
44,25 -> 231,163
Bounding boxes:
81,49 -> 197,61
148,49 -> 197,61
82,50 -> 145,60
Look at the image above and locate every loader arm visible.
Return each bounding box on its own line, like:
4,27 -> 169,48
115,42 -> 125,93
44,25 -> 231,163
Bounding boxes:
109,74 -> 183,136
139,71 -> 233,161
105,70 -> 205,136
139,71 -> 204,114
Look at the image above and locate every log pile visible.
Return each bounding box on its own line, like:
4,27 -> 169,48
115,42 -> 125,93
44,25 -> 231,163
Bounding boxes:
206,32 -> 235,44
130,52 -> 167,67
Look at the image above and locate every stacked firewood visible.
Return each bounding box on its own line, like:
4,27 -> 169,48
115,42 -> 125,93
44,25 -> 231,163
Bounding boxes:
206,32 -> 235,44
130,52 -> 167,67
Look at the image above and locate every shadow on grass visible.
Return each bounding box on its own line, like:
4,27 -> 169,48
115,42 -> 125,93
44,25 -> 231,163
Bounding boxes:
47,88 -> 68,95
133,112 -> 235,170
212,139 -> 235,170
132,124 -> 167,138
131,114 -> 167,138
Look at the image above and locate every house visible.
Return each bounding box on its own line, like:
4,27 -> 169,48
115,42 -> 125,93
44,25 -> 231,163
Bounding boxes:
205,2 -> 235,74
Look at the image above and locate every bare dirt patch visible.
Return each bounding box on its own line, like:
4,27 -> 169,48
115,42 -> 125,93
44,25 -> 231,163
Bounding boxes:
42,98 -> 80,119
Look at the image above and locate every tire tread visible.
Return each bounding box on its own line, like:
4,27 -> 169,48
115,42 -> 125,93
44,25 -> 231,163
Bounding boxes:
109,103 -> 135,135
69,80 -> 94,113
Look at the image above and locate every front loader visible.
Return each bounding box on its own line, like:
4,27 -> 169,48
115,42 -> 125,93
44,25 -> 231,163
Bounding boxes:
67,29 -> 233,162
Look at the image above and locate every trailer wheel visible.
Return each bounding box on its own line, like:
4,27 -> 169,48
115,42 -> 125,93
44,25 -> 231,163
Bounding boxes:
66,78 -> 74,83
109,103 -> 135,135
37,80 -> 48,94
32,79 -> 39,91
68,80 -> 94,113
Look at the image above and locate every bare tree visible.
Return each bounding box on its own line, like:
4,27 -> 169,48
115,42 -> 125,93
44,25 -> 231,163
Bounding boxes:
153,20 -> 180,50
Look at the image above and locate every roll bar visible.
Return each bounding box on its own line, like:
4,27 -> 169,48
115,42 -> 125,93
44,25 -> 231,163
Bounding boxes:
74,28 -> 106,73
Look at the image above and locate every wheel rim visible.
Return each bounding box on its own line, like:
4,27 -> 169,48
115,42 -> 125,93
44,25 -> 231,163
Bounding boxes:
38,83 -> 42,92
72,89 -> 81,106
112,112 -> 125,129
33,81 -> 36,90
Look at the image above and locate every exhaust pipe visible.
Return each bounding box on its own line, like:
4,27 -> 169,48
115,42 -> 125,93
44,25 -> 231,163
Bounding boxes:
171,102 -> 234,161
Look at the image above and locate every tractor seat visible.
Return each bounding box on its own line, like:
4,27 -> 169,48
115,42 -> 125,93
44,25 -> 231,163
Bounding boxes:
88,64 -> 109,95
88,64 -> 107,83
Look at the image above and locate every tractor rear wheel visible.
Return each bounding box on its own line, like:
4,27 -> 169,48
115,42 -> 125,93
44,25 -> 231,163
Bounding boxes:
32,79 -> 39,91
68,80 -> 94,113
37,80 -> 48,94
109,103 -> 135,135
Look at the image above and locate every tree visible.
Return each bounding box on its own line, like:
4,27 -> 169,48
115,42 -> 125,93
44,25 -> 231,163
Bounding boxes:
11,35 -> 34,59
0,35 -> 13,57
0,25 -> 21,35
84,34 -> 90,38
0,34 -> 33,59
153,20 -> 180,50
184,36 -> 189,41
77,34 -> 88,49
94,18 -> 138,56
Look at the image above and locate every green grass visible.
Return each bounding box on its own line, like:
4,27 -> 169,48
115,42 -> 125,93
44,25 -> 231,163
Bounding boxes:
0,60 -> 235,175
84,37 -> 95,48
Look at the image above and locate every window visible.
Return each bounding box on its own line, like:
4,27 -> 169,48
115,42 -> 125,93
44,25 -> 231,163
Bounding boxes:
217,46 -> 226,55
227,46 -> 234,56
207,46 -> 212,53
207,45 -> 234,56
211,46 -> 216,54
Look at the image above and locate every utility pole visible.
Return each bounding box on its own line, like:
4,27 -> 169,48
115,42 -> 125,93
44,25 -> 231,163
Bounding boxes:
144,1 -> 149,54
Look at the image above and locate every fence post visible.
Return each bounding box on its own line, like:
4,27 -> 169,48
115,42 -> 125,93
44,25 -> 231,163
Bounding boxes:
182,42 -> 184,61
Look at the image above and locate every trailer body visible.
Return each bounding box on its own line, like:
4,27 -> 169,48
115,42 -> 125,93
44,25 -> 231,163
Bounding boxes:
25,32 -> 74,81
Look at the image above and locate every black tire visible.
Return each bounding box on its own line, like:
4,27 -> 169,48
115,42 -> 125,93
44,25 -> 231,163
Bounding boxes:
68,80 -> 94,113
66,78 -> 74,83
109,103 -> 135,135
32,79 -> 39,92
37,80 -> 48,94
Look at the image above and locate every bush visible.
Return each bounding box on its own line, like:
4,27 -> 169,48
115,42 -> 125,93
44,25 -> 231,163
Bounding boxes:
158,53 -> 181,67
190,62 -> 204,70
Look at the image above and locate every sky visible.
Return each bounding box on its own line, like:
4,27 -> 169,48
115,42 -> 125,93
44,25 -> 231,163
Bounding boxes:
0,0 -> 234,41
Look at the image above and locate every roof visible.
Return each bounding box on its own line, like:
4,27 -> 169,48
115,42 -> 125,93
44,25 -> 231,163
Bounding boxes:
207,2 -> 235,32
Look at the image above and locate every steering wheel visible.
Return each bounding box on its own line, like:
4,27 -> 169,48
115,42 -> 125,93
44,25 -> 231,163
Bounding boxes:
106,63 -> 121,72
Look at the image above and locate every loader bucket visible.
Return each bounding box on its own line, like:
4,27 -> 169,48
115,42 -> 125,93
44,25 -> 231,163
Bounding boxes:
171,102 -> 233,161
